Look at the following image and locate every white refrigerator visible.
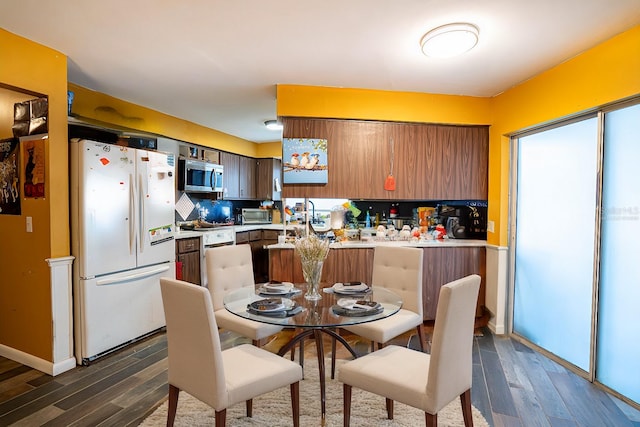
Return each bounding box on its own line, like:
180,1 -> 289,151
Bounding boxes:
70,138 -> 176,364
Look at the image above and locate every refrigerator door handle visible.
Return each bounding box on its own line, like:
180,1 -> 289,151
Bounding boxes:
139,174 -> 145,254
129,175 -> 135,255
96,265 -> 171,286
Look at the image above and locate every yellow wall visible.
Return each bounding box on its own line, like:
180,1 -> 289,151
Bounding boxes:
68,84 -> 260,157
277,85 -> 492,125
0,28 -> 68,360
255,141 -> 282,158
490,25 -> 640,246
277,25 -> 640,246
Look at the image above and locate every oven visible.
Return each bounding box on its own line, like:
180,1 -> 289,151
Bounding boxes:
199,227 -> 236,287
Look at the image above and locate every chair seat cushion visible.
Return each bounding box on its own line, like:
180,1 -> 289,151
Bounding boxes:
215,308 -> 283,340
343,309 -> 422,344
223,344 -> 303,406
338,345 -> 431,412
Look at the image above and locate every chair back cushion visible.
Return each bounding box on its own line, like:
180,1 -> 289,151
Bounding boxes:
205,244 -> 255,311
160,278 -> 228,409
371,246 -> 424,316
425,274 -> 481,413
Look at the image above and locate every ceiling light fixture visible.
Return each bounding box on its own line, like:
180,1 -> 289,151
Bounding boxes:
420,23 -> 479,58
264,120 -> 283,131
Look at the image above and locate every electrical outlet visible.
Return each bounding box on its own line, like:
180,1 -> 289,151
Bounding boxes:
26,216 -> 33,233
487,220 -> 495,233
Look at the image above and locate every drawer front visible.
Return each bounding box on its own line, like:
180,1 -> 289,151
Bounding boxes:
177,237 -> 200,253
262,229 -> 279,241
236,231 -> 250,244
249,230 -> 262,241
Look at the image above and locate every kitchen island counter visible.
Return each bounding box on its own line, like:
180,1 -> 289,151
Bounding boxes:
268,239 -> 487,322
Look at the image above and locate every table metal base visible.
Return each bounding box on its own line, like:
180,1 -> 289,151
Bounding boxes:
277,328 -> 357,420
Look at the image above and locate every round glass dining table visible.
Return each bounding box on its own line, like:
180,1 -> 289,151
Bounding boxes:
223,283 -> 403,420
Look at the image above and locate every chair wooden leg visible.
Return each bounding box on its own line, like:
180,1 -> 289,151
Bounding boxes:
167,384 -> 179,427
416,323 -> 427,352
215,408 -> 226,427
246,399 -> 252,417
425,412 -> 437,427
460,388 -> 473,427
291,381 -> 300,427
343,384 -> 352,427
331,330 -> 337,379
386,398 -> 394,419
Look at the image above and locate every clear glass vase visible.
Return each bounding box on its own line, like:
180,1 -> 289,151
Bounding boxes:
301,259 -> 324,300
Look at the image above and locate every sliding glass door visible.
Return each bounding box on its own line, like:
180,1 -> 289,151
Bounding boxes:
596,103 -> 640,403
513,117 -> 599,372
512,101 -> 640,405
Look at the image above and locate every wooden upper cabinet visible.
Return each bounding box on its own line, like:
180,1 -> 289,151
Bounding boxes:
239,156 -> 256,199
220,151 -> 240,199
281,117 -> 488,200
256,158 -> 282,201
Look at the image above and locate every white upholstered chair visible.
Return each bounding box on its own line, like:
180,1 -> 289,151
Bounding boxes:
205,244 -> 282,345
331,245 -> 425,377
160,277 -> 303,427
338,274 -> 481,427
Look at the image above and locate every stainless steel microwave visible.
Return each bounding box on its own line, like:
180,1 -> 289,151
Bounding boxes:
178,158 -> 223,193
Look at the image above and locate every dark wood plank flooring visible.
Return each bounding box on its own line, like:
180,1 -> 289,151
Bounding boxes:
1,328 -> 639,426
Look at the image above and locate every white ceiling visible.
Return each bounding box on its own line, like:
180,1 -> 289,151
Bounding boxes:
1,1 -> 639,143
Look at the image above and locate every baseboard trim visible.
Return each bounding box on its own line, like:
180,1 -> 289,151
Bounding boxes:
0,344 -> 76,376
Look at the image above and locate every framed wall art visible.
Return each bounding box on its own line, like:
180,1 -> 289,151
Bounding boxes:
0,137 -> 21,214
282,138 -> 328,184
21,134 -> 46,199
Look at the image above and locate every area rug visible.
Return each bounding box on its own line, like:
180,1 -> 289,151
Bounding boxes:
140,359 -> 489,427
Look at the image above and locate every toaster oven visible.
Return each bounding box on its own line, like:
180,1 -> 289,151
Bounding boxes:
241,208 -> 271,224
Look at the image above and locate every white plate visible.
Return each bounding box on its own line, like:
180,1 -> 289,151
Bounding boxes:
333,282 -> 369,293
259,282 -> 295,294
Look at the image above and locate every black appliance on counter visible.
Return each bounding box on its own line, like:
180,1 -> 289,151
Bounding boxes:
436,202 -> 487,239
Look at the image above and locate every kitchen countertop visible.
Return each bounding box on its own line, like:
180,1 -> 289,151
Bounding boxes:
268,238 -> 487,249
175,225 -> 487,248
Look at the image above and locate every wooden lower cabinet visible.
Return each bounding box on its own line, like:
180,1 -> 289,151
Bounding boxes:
421,247 -> 486,320
268,246 -> 486,321
175,237 -> 201,285
270,247 -> 374,285
237,229 -> 274,283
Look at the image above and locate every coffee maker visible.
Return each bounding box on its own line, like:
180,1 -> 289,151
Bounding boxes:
436,204 -> 487,239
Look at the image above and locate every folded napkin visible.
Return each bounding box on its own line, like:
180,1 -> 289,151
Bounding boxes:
247,305 -> 302,317
332,301 -> 382,317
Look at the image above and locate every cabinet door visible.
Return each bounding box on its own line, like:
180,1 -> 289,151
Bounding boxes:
236,231 -> 249,244
239,156 -> 256,199
256,158 -> 282,201
220,151 -> 240,198
422,247 -> 485,320
177,251 -> 201,285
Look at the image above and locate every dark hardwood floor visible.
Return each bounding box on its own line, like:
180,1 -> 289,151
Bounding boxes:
1,328 -> 639,426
